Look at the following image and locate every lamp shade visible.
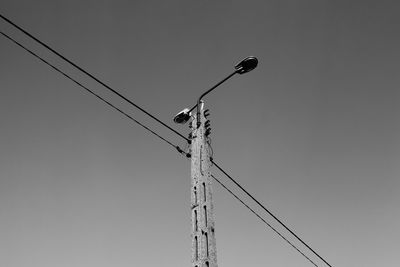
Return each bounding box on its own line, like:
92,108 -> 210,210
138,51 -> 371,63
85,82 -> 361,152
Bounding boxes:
235,56 -> 258,74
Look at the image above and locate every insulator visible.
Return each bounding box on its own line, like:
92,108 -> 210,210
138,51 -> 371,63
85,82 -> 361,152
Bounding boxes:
205,120 -> 210,128
188,133 -> 193,139
205,128 -> 211,136
203,109 -> 210,118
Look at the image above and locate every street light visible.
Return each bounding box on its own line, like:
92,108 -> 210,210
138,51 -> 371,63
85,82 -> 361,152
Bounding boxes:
234,56 -> 259,74
173,56 -> 258,126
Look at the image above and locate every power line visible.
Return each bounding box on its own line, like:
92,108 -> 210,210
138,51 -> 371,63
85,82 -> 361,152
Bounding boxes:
211,174 -> 320,267
1,21 -> 332,267
0,13 -> 189,143
211,160 -> 333,267
180,152 -> 319,265
0,31 -> 186,156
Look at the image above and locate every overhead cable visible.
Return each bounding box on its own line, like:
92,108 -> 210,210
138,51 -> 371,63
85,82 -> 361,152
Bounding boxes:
1,24 -> 332,267
0,13 -> 189,142
211,174 -> 319,267
211,160 -> 333,267
0,31 -> 185,155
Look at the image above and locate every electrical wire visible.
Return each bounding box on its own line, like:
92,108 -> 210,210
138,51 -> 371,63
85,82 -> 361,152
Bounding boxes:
206,137 -> 214,159
211,174 -> 319,267
211,160 -> 333,267
1,23 -> 332,267
0,31 -> 186,156
0,13 -> 189,143
181,149 -> 320,266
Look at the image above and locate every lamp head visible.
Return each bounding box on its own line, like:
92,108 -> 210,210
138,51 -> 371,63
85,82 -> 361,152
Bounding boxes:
173,108 -> 191,124
235,56 -> 258,74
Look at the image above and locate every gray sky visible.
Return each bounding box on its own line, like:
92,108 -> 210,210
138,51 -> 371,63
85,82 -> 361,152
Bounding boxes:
1,1 -> 400,266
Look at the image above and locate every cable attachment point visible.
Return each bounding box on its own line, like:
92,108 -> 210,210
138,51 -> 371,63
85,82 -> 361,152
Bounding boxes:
187,132 -> 193,144
176,146 -> 184,154
203,109 -> 210,118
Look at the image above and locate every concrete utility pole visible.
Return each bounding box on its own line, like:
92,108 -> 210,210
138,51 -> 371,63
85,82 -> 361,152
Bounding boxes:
190,102 -> 217,267
172,56 -> 257,267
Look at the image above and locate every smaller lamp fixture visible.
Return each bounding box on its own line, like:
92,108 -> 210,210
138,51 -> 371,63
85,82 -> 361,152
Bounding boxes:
173,108 -> 191,124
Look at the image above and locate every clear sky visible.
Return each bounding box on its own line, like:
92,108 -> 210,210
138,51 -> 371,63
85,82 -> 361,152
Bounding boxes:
1,1 -> 399,266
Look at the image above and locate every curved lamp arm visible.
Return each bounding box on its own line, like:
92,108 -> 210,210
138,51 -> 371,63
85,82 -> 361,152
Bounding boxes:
191,56 -> 258,127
